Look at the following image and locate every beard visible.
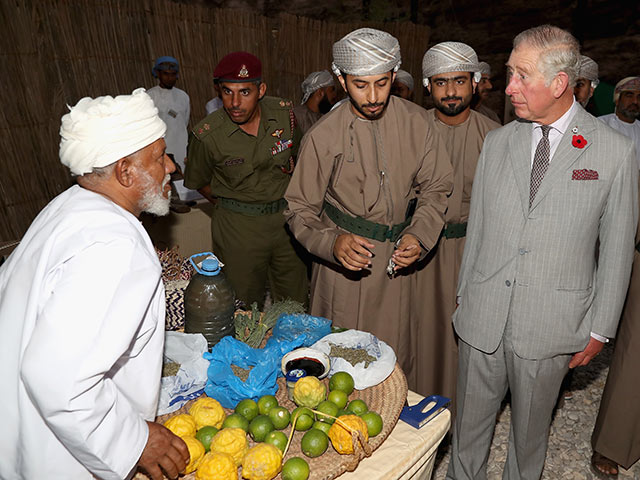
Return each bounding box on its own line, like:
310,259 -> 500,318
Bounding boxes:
138,169 -> 171,216
434,94 -> 473,117
348,94 -> 391,120
318,96 -> 334,114
618,105 -> 640,121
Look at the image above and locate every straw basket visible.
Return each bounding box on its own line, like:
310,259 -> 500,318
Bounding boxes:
156,247 -> 194,331
136,364 -> 408,480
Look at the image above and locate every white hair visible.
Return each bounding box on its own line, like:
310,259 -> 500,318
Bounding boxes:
513,25 -> 580,87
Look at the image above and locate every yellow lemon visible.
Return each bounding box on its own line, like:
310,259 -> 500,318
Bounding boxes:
182,436 -> 206,474
195,451 -> 238,480
189,396 -> 226,429
328,414 -> 369,455
210,428 -> 249,466
293,376 -> 326,409
241,443 -> 283,480
164,413 -> 197,438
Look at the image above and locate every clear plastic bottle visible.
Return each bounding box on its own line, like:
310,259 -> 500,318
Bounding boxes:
184,253 -> 236,348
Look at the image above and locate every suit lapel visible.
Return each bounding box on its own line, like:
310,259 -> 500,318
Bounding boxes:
530,106 -> 596,211
509,119 -> 533,216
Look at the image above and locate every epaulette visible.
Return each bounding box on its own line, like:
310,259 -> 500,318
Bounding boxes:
192,109 -> 225,139
262,96 -> 294,110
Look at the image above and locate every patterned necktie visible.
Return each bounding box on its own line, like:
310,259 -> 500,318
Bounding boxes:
529,125 -> 551,207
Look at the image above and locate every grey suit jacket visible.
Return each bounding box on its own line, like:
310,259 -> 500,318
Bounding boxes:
453,105 -> 638,360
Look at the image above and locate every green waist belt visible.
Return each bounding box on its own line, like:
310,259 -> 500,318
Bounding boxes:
219,197 -> 287,216
442,222 -> 467,239
323,201 -> 412,243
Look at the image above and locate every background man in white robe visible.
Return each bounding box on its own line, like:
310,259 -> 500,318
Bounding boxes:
147,56 -> 202,206
0,88 -> 189,480
599,76 -> 640,169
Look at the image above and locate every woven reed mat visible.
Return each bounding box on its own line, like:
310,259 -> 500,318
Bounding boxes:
135,363 -> 408,480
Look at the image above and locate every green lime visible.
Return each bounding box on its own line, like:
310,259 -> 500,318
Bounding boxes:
291,406 -> 314,431
248,414 -> 275,442
235,398 -> 259,421
257,394 -> 279,415
329,371 -> 355,395
222,413 -> 249,432
268,406 -> 291,430
300,428 -> 328,458
312,420 -> 331,436
195,425 -> 218,452
346,399 -> 368,416
360,411 -> 383,437
264,430 -> 288,453
315,400 -> 339,424
327,389 -> 349,409
282,456 -> 310,480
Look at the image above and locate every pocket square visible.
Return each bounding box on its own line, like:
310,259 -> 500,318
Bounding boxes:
572,169 -> 599,180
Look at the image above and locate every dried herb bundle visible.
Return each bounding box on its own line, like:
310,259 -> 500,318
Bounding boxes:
234,299 -> 305,348
329,343 -> 376,368
162,362 -> 181,377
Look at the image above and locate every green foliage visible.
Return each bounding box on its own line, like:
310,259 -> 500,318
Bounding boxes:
235,299 -> 305,348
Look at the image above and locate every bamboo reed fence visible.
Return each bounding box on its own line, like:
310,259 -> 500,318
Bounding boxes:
0,0 -> 430,242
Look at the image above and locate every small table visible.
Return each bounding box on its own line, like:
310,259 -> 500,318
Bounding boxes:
338,390 -> 450,480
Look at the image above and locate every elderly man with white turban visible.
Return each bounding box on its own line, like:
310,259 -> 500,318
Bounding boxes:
573,55 -> 599,108
391,68 -> 415,100
599,76 -> 640,169
471,60 -> 502,123
407,41 -> 500,408
0,88 -> 189,480
285,28 -> 453,376
293,70 -> 338,133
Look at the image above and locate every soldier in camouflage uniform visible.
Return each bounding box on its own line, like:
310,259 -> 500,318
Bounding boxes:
185,52 -> 308,308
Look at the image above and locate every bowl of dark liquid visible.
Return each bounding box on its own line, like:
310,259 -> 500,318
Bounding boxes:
281,347 -> 330,379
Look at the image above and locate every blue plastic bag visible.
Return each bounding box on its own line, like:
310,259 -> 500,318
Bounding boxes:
268,314 -> 332,348
203,335 -> 304,408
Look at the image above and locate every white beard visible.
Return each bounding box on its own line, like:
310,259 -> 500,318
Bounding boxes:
138,169 -> 171,216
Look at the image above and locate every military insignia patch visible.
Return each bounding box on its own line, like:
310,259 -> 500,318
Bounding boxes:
238,65 -> 249,78
271,139 -> 293,156
279,101 -> 285,107
224,158 -> 245,166
271,129 -> 284,139
204,123 -> 210,130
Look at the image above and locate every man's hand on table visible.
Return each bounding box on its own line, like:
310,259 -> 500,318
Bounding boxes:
334,234 -> 374,271
138,421 -> 189,480
392,234 -> 421,269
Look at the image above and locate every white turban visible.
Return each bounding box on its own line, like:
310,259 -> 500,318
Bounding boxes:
394,69 -> 414,91
578,55 -> 599,88
301,70 -> 335,104
614,76 -> 640,103
332,28 -> 401,77
422,41 -> 482,87
478,61 -> 491,76
59,88 -> 166,176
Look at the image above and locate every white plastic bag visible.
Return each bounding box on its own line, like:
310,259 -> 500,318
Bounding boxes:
311,330 -> 396,390
157,331 -> 209,416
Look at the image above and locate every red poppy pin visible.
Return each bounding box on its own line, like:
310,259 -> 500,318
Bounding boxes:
572,134 -> 587,149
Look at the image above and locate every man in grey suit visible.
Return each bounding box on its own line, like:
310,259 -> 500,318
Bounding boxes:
446,25 -> 638,480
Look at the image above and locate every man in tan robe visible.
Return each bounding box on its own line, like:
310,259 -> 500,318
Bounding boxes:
408,42 -> 500,406
285,28 -> 453,375
472,61 -> 502,124
293,70 -> 338,134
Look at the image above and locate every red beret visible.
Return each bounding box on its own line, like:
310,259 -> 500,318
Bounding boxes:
214,52 -> 262,83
